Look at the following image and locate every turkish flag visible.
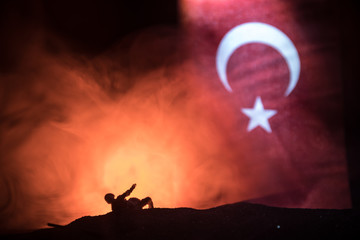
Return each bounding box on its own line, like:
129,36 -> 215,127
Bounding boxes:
180,0 -> 351,208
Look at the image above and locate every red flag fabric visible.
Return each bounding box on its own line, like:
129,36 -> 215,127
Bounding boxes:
180,0 -> 351,208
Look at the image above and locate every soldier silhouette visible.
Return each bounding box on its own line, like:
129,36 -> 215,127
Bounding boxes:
105,184 -> 154,212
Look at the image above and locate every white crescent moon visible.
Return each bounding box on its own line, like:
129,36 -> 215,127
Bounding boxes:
216,22 -> 300,96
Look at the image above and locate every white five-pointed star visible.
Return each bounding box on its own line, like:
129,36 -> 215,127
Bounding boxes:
241,96 -> 277,133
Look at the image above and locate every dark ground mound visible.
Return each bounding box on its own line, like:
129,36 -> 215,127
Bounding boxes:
3,202 -> 360,240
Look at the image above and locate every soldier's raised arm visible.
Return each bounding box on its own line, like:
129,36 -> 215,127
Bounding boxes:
120,183 -> 136,198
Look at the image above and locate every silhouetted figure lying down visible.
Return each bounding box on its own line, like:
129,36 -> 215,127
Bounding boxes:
105,184 -> 154,212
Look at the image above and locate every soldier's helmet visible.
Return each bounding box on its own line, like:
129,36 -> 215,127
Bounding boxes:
105,193 -> 115,204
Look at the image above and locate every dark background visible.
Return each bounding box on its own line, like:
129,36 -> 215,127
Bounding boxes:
0,0 -> 359,208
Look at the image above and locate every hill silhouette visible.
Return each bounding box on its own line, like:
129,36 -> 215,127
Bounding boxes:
3,202 -> 360,240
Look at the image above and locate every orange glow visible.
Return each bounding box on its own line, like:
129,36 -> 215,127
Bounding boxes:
0,31 -> 261,230
1,1 -> 352,232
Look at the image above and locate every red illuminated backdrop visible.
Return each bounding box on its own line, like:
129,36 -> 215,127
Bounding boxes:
0,0 -> 355,233
181,0 -> 351,209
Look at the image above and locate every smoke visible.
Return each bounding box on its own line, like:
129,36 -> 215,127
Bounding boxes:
1,0 -> 351,233
0,13 -> 257,231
